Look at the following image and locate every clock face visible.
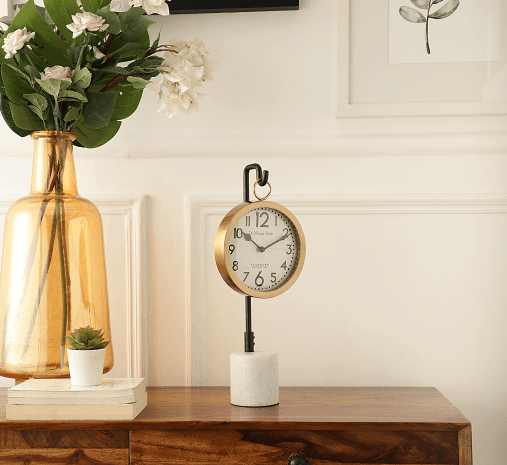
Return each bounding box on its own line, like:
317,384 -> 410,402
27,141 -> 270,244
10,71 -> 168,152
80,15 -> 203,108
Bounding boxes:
227,206 -> 298,292
215,201 -> 306,298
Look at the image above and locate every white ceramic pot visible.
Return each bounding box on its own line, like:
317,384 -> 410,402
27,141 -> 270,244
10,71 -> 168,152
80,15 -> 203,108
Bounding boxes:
67,348 -> 106,386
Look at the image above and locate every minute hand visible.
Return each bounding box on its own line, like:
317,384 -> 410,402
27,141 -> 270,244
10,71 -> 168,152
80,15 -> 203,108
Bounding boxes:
262,233 -> 289,251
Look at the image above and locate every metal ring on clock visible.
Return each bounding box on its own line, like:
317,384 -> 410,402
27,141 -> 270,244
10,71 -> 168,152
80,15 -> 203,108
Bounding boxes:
253,180 -> 272,201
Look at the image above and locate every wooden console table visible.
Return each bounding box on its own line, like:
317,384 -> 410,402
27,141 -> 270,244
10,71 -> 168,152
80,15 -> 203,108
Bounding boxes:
0,386 -> 471,464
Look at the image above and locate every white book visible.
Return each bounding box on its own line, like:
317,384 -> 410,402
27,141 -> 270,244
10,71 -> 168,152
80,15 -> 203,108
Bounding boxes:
8,378 -> 146,405
6,391 -> 148,420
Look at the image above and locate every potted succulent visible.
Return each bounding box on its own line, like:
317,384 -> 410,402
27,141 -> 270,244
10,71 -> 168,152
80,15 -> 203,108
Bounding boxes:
67,325 -> 110,386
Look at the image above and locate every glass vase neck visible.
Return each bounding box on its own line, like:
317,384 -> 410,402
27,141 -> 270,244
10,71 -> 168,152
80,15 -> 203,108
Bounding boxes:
30,131 -> 79,196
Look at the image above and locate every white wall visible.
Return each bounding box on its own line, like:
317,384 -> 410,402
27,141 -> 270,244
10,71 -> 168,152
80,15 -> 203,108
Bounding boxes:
1,1 -> 507,464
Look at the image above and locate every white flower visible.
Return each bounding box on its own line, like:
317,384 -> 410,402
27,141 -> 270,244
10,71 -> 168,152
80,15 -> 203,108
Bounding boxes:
141,0 -> 169,15
110,0 -> 131,12
40,65 -> 73,83
1,27 -> 35,59
89,45 -> 105,60
148,36 -> 213,117
66,12 -> 108,39
111,0 -> 170,14
157,88 -> 202,118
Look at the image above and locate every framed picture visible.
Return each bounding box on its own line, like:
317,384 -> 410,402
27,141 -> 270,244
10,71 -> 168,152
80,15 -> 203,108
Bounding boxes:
167,0 -> 299,14
337,0 -> 507,118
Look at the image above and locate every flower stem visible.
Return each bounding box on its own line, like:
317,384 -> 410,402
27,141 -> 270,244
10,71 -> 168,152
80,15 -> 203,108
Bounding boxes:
56,199 -> 68,369
425,0 -> 434,54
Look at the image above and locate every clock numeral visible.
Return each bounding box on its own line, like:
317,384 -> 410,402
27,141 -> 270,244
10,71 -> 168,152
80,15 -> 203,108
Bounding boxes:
270,272 -> 277,283
283,228 -> 291,236
255,271 -> 264,287
232,261 -> 239,271
245,216 -> 251,227
256,211 -> 269,228
229,244 -> 235,255
275,216 -> 278,226
243,271 -> 250,282
286,244 -> 293,255
234,228 -> 243,239
281,261 -> 287,270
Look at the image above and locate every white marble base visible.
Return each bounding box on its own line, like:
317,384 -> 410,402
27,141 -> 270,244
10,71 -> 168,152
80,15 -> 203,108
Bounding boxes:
230,351 -> 279,407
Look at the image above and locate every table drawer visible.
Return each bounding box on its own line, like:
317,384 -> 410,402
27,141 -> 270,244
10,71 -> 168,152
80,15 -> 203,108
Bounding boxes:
0,430 -> 128,464
130,429 -> 459,464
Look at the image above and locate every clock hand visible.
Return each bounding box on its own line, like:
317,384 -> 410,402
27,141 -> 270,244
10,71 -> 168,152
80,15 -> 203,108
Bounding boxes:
243,232 -> 263,251
262,233 -> 289,251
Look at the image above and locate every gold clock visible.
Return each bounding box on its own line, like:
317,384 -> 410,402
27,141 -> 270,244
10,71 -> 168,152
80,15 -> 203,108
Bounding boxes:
215,194 -> 306,299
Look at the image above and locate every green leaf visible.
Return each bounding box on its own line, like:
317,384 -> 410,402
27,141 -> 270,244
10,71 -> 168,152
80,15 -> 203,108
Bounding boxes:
127,76 -> 150,89
410,0 -> 430,9
102,66 -> 131,75
44,0 -> 81,42
0,95 -> 31,136
24,64 -> 41,80
73,66 -> 92,88
111,85 -> 143,120
23,93 -> 48,110
3,62 -> 32,84
1,63 -> 34,104
82,90 -> 119,129
7,0 -> 72,67
9,100 -> 46,130
59,90 -> 88,101
107,30 -> 150,60
80,0 -> 110,13
95,5 -> 121,35
109,42 -> 147,62
28,104 -> 45,120
64,105 -> 81,122
35,78 -> 62,98
399,6 -> 427,23
74,119 -> 122,147
429,0 -> 460,19
120,8 -> 155,42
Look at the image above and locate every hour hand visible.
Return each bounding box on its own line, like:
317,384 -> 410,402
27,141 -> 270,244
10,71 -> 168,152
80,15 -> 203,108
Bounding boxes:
243,232 -> 263,251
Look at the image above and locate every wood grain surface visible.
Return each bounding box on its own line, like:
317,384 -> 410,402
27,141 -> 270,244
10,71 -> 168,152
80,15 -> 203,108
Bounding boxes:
0,387 -> 470,431
0,448 -> 128,464
130,429 -> 460,464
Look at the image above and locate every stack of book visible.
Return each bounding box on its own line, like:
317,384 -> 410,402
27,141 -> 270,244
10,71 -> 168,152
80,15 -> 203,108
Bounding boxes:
6,378 -> 147,420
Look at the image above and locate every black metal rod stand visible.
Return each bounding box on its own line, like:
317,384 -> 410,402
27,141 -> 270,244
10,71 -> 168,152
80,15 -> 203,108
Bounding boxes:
242,164 -> 269,353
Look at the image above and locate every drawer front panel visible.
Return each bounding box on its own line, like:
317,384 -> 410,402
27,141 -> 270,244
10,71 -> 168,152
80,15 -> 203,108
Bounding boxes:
0,448 -> 128,464
130,429 -> 459,464
0,430 -> 129,465
0,430 -> 129,449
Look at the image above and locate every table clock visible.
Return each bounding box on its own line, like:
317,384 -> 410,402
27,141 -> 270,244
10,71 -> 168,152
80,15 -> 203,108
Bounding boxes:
215,163 -> 306,406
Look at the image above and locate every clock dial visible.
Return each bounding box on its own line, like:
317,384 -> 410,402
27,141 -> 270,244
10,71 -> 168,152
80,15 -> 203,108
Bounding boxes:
215,201 -> 305,298
228,207 -> 298,292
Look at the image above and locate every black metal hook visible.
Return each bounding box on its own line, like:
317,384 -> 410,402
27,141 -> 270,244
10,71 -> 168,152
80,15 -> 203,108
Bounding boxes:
243,163 -> 269,203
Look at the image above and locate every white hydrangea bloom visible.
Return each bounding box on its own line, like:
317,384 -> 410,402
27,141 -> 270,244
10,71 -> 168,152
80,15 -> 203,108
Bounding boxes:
67,12 -> 108,39
1,27 -> 35,59
40,65 -> 73,83
147,36 -> 215,117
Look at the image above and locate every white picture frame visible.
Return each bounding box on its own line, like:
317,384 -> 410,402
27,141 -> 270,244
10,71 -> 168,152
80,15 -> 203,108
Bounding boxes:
337,0 -> 507,118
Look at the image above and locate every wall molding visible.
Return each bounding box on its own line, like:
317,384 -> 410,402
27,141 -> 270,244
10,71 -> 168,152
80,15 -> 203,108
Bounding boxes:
185,193 -> 507,386
0,194 -> 147,379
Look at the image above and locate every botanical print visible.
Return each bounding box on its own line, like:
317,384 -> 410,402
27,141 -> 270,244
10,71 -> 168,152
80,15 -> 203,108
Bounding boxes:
389,0 -> 501,64
399,0 -> 460,54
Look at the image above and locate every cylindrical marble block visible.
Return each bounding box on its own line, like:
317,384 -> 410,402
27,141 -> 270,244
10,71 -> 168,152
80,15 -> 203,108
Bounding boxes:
230,351 -> 279,407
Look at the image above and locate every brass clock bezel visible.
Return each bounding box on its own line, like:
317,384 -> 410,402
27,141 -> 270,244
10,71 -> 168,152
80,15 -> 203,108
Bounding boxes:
215,200 -> 306,299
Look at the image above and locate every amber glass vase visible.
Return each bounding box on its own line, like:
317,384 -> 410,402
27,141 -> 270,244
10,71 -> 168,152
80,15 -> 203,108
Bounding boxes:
0,131 -> 113,381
